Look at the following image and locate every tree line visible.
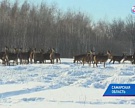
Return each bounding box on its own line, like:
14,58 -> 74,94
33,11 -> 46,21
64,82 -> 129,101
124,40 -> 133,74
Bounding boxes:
0,0 -> 135,57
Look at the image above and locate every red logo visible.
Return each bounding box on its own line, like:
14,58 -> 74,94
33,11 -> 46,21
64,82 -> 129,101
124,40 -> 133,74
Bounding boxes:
131,6 -> 135,14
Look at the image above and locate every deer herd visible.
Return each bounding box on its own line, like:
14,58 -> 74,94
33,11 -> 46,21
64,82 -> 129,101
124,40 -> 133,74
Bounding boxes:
73,50 -> 135,67
0,47 -> 61,66
0,46 -> 135,67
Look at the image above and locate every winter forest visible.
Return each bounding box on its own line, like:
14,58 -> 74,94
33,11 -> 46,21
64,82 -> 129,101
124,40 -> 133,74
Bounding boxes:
0,0 -> 135,57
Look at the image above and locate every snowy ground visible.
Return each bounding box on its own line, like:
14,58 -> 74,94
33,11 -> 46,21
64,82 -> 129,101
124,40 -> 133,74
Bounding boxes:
0,58 -> 135,108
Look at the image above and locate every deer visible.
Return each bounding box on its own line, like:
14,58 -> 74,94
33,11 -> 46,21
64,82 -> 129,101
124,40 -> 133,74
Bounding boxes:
4,48 -> 18,66
107,51 -> 125,64
93,51 -> 109,67
43,48 -> 61,64
18,48 -> 32,64
54,53 -> 61,63
43,52 -> 61,64
82,52 -> 94,66
49,48 -> 61,64
0,51 -> 6,64
123,53 -> 134,64
73,54 -> 87,64
32,48 -> 44,64
132,52 -> 135,64
82,54 -> 91,66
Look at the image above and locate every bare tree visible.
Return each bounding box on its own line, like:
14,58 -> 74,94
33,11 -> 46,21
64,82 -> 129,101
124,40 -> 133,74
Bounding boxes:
125,15 -> 135,52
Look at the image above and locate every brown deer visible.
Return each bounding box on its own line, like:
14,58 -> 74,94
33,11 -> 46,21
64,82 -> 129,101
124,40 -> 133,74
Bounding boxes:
5,48 -> 18,66
93,51 -> 109,67
107,51 -> 125,64
48,48 -> 61,64
123,54 -> 134,64
55,53 -> 61,63
43,52 -> 50,63
43,52 -> 61,64
0,51 -> 6,64
93,55 -> 108,67
33,48 -> 44,63
49,48 -> 55,64
132,52 -> 135,64
82,53 -> 93,66
18,48 -> 32,64
81,50 -> 95,66
73,54 -> 87,64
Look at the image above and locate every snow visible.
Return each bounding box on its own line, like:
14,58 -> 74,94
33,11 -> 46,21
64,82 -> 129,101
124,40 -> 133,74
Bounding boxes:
0,58 -> 135,108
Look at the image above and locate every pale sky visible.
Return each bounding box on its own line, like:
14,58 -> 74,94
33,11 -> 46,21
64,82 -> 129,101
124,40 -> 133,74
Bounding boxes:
1,0 -> 135,22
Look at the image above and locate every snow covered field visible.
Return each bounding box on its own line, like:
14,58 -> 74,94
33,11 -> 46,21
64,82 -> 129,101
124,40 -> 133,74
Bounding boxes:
0,58 -> 135,108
